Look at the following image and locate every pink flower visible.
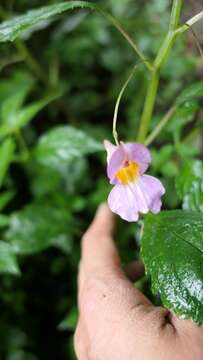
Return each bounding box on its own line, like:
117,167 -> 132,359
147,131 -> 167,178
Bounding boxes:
104,140 -> 165,222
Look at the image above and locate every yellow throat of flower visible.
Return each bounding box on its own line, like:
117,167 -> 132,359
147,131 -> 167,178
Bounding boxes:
116,161 -> 140,185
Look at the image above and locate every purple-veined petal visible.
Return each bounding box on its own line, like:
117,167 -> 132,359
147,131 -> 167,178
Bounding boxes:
103,140 -> 117,163
123,143 -> 151,174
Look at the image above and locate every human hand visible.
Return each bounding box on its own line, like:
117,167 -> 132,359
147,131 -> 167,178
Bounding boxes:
74,204 -> 203,360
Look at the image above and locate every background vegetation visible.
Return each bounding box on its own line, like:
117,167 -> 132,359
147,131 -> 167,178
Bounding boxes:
0,0 -> 202,359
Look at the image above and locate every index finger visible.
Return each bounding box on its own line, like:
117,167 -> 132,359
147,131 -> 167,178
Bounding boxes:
81,203 -> 120,273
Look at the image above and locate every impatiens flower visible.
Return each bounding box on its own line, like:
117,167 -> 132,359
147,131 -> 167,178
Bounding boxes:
104,140 -> 165,222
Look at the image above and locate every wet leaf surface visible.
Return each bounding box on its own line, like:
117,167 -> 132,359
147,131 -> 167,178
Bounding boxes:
142,210 -> 203,323
176,160 -> 203,212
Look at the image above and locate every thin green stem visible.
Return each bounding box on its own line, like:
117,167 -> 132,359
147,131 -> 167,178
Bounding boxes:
0,54 -> 22,73
145,105 -> 176,146
154,32 -> 177,69
15,39 -> 47,84
14,130 -> 30,162
169,0 -> 183,31
137,0 -> 183,143
175,11 -> 203,36
99,10 -> 153,71
113,65 -> 137,145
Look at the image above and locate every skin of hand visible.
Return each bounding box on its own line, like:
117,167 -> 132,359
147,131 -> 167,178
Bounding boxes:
74,204 -> 203,360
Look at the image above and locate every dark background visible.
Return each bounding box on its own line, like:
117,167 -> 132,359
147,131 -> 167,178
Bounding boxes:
0,1 -> 202,359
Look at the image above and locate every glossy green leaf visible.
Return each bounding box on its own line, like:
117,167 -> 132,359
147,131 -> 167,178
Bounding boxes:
141,210 -> 203,323
5,204 -> 73,255
0,138 -> 15,187
0,241 -> 20,275
176,160 -> 203,212
0,1 -> 104,42
35,125 -> 103,171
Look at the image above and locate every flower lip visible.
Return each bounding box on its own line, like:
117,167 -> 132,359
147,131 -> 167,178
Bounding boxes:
116,160 -> 140,185
104,140 -> 165,222
105,141 -> 151,184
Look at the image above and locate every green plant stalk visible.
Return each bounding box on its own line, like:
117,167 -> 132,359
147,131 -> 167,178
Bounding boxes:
137,0 -> 183,143
137,70 -> 159,143
14,130 -> 30,162
169,0 -> 183,31
100,10 -> 153,71
15,39 -> 47,84
145,105 -> 176,146
176,10 -> 203,34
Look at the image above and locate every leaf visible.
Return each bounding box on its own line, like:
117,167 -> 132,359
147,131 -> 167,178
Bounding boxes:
1,83 -> 34,122
141,210 -> 203,323
176,81 -> 203,106
0,2 -> 101,42
151,145 -> 174,173
30,157 -> 88,197
34,125 -> 103,172
0,241 -> 20,275
5,204 -> 73,255
176,160 -> 203,212
166,101 -> 199,134
58,307 -> 78,331
0,93 -> 60,137
0,214 -> 10,228
165,82 -> 203,137
0,138 -> 16,187
0,71 -> 34,108
0,191 -> 15,211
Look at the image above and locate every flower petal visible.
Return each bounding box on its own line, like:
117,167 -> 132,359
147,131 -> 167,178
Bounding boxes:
107,145 -> 126,184
103,140 -> 117,164
108,175 -> 165,222
123,143 -> 151,174
137,175 -> 165,213
108,184 -> 139,222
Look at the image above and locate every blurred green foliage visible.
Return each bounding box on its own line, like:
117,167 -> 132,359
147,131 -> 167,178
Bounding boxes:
0,0 -> 202,358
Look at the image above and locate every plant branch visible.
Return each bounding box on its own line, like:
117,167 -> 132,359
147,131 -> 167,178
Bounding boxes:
137,0 -> 183,143
176,10 -> 203,35
15,39 -> 47,84
169,0 -> 183,31
14,130 -> 30,162
137,70 -> 159,143
145,105 -> 176,146
100,10 -> 153,71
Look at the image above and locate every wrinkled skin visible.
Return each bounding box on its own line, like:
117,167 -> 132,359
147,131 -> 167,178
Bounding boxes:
74,204 -> 203,360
